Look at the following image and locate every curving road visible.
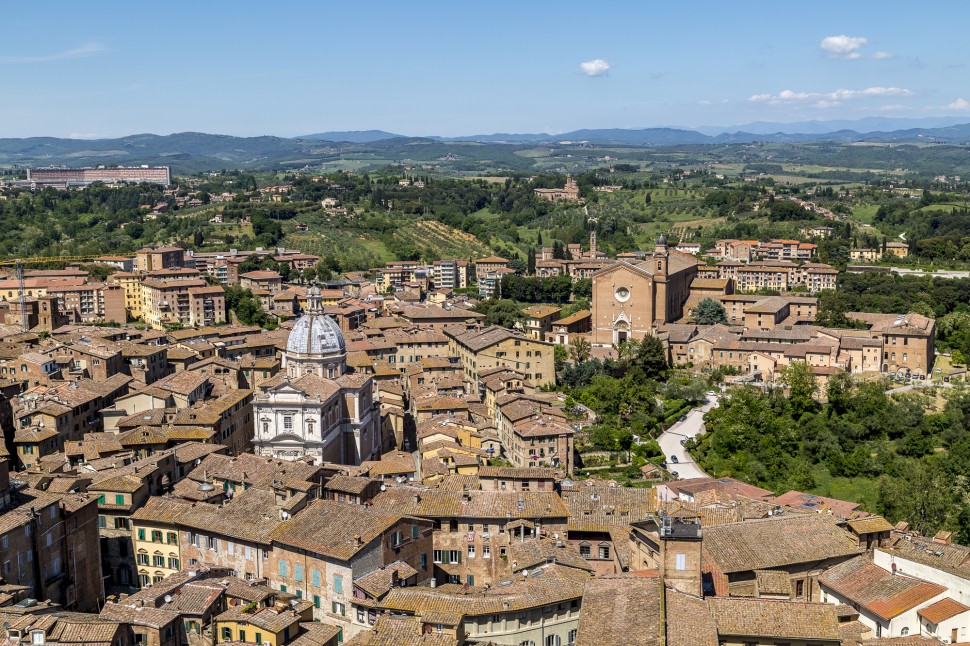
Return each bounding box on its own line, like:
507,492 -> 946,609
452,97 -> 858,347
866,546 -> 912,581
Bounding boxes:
657,394 -> 719,480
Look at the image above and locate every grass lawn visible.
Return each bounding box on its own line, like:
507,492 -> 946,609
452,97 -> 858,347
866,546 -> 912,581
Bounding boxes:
809,466 -> 880,512
852,203 -> 880,224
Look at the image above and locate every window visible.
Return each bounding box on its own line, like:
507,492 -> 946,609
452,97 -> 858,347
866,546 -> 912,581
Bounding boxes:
167,532 -> 177,545
433,550 -> 443,564
598,544 -> 610,560
153,555 -> 165,567
279,560 -> 288,577
98,515 -> 106,529
221,627 -> 232,641
795,580 -> 804,598
312,569 -> 321,587
449,550 -> 461,564
545,636 -> 561,646
115,517 -> 129,530
255,634 -> 262,645
98,495 -> 106,504
332,600 -> 345,616
412,525 -> 419,539
116,494 -> 125,505
483,545 -> 491,559
420,553 -> 428,569
168,557 -> 180,570
568,629 -> 577,645
334,574 -> 343,594
314,595 -> 321,609
466,574 -> 475,586
284,416 -> 293,430
468,545 -> 475,559
137,553 -> 149,566
675,553 -> 686,571
295,564 -> 303,582
579,543 -> 591,559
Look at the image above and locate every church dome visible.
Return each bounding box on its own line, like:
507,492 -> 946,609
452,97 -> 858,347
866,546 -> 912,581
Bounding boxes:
286,313 -> 346,357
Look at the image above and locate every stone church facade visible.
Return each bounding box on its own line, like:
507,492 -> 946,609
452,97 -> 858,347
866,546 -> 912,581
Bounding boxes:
253,287 -> 381,465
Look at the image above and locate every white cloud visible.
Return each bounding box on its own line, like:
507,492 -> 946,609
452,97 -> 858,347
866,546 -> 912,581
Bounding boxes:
579,59 -> 611,77
0,42 -> 106,63
819,35 -> 891,61
820,35 -> 867,59
749,86 -> 914,108
946,98 -> 970,111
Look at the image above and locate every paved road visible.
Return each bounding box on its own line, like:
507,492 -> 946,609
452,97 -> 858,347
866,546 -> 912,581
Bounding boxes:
657,395 -> 719,480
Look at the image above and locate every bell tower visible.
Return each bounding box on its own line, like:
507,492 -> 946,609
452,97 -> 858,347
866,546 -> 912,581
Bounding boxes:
654,233 -> 668,276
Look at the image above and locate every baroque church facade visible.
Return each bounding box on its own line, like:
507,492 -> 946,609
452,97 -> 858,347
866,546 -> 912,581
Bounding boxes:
252,287 -> 381,464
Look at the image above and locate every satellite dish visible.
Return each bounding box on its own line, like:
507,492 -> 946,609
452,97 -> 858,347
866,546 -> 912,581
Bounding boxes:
163,595 -> 172,603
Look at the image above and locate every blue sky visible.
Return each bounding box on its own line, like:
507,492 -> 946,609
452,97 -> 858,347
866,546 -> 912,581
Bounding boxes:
1,0 -> 968,138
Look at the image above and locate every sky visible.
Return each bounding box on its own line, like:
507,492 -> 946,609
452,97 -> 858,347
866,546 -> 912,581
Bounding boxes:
1,0 -> 969,139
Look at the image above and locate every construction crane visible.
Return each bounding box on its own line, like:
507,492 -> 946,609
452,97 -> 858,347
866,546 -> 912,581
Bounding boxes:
0,255 -> 102,332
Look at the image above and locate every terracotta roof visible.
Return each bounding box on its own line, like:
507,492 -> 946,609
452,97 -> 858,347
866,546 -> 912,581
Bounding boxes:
820,555 -> 946,621
344,614 -> 457,646
575,576 -> 661,646
709,597 -> 841,641
355,561 -> 419,598
560,481 -> 656,532
269,499 -> 410,561
665,587 -> 719,646
702,514 -> 861,574
918,597 -> 970,624
847,515 -> 895,534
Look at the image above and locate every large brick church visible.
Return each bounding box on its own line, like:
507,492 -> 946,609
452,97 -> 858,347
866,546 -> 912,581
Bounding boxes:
590,235 -> 699,346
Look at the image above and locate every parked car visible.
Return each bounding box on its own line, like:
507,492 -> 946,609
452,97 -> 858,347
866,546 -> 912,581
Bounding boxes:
680,438 -> 687,446
670,471 -> 679,478
706,391 -> 717,397
670,455 -> 679,463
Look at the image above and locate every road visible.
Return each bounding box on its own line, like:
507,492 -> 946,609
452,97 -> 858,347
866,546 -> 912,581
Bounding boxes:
657,395 -> 719,480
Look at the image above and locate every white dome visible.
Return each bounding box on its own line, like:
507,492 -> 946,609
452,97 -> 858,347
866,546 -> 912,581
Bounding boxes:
286,314 -> 346,357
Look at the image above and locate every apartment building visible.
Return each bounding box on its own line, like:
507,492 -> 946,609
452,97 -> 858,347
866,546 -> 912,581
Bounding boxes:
446,325 -> 555,387
136,246 -> 185,272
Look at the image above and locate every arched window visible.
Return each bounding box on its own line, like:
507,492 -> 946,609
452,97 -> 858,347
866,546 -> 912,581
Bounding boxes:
901,628 -> 910,636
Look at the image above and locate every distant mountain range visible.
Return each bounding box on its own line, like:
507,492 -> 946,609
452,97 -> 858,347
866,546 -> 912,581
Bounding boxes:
2,120 -> 970,173
299,130 -> 404,143
301,121 -> 970,145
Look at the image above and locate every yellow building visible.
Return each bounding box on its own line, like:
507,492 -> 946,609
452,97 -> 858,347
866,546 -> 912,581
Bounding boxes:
111,272 -> 145,319
130,497 -> 193,586
445,325 -> 555,387
214,601 -> 316,645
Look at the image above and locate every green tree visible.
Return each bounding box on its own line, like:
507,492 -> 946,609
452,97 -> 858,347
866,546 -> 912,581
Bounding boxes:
626,336 -> 669,381
473,299 -> 523,329
569,337 -> 592,363
695,298 -> 727,325
779,361 -> 818,418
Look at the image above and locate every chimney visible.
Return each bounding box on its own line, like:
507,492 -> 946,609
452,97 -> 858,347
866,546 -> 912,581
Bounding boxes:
353,534 -> 363,547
